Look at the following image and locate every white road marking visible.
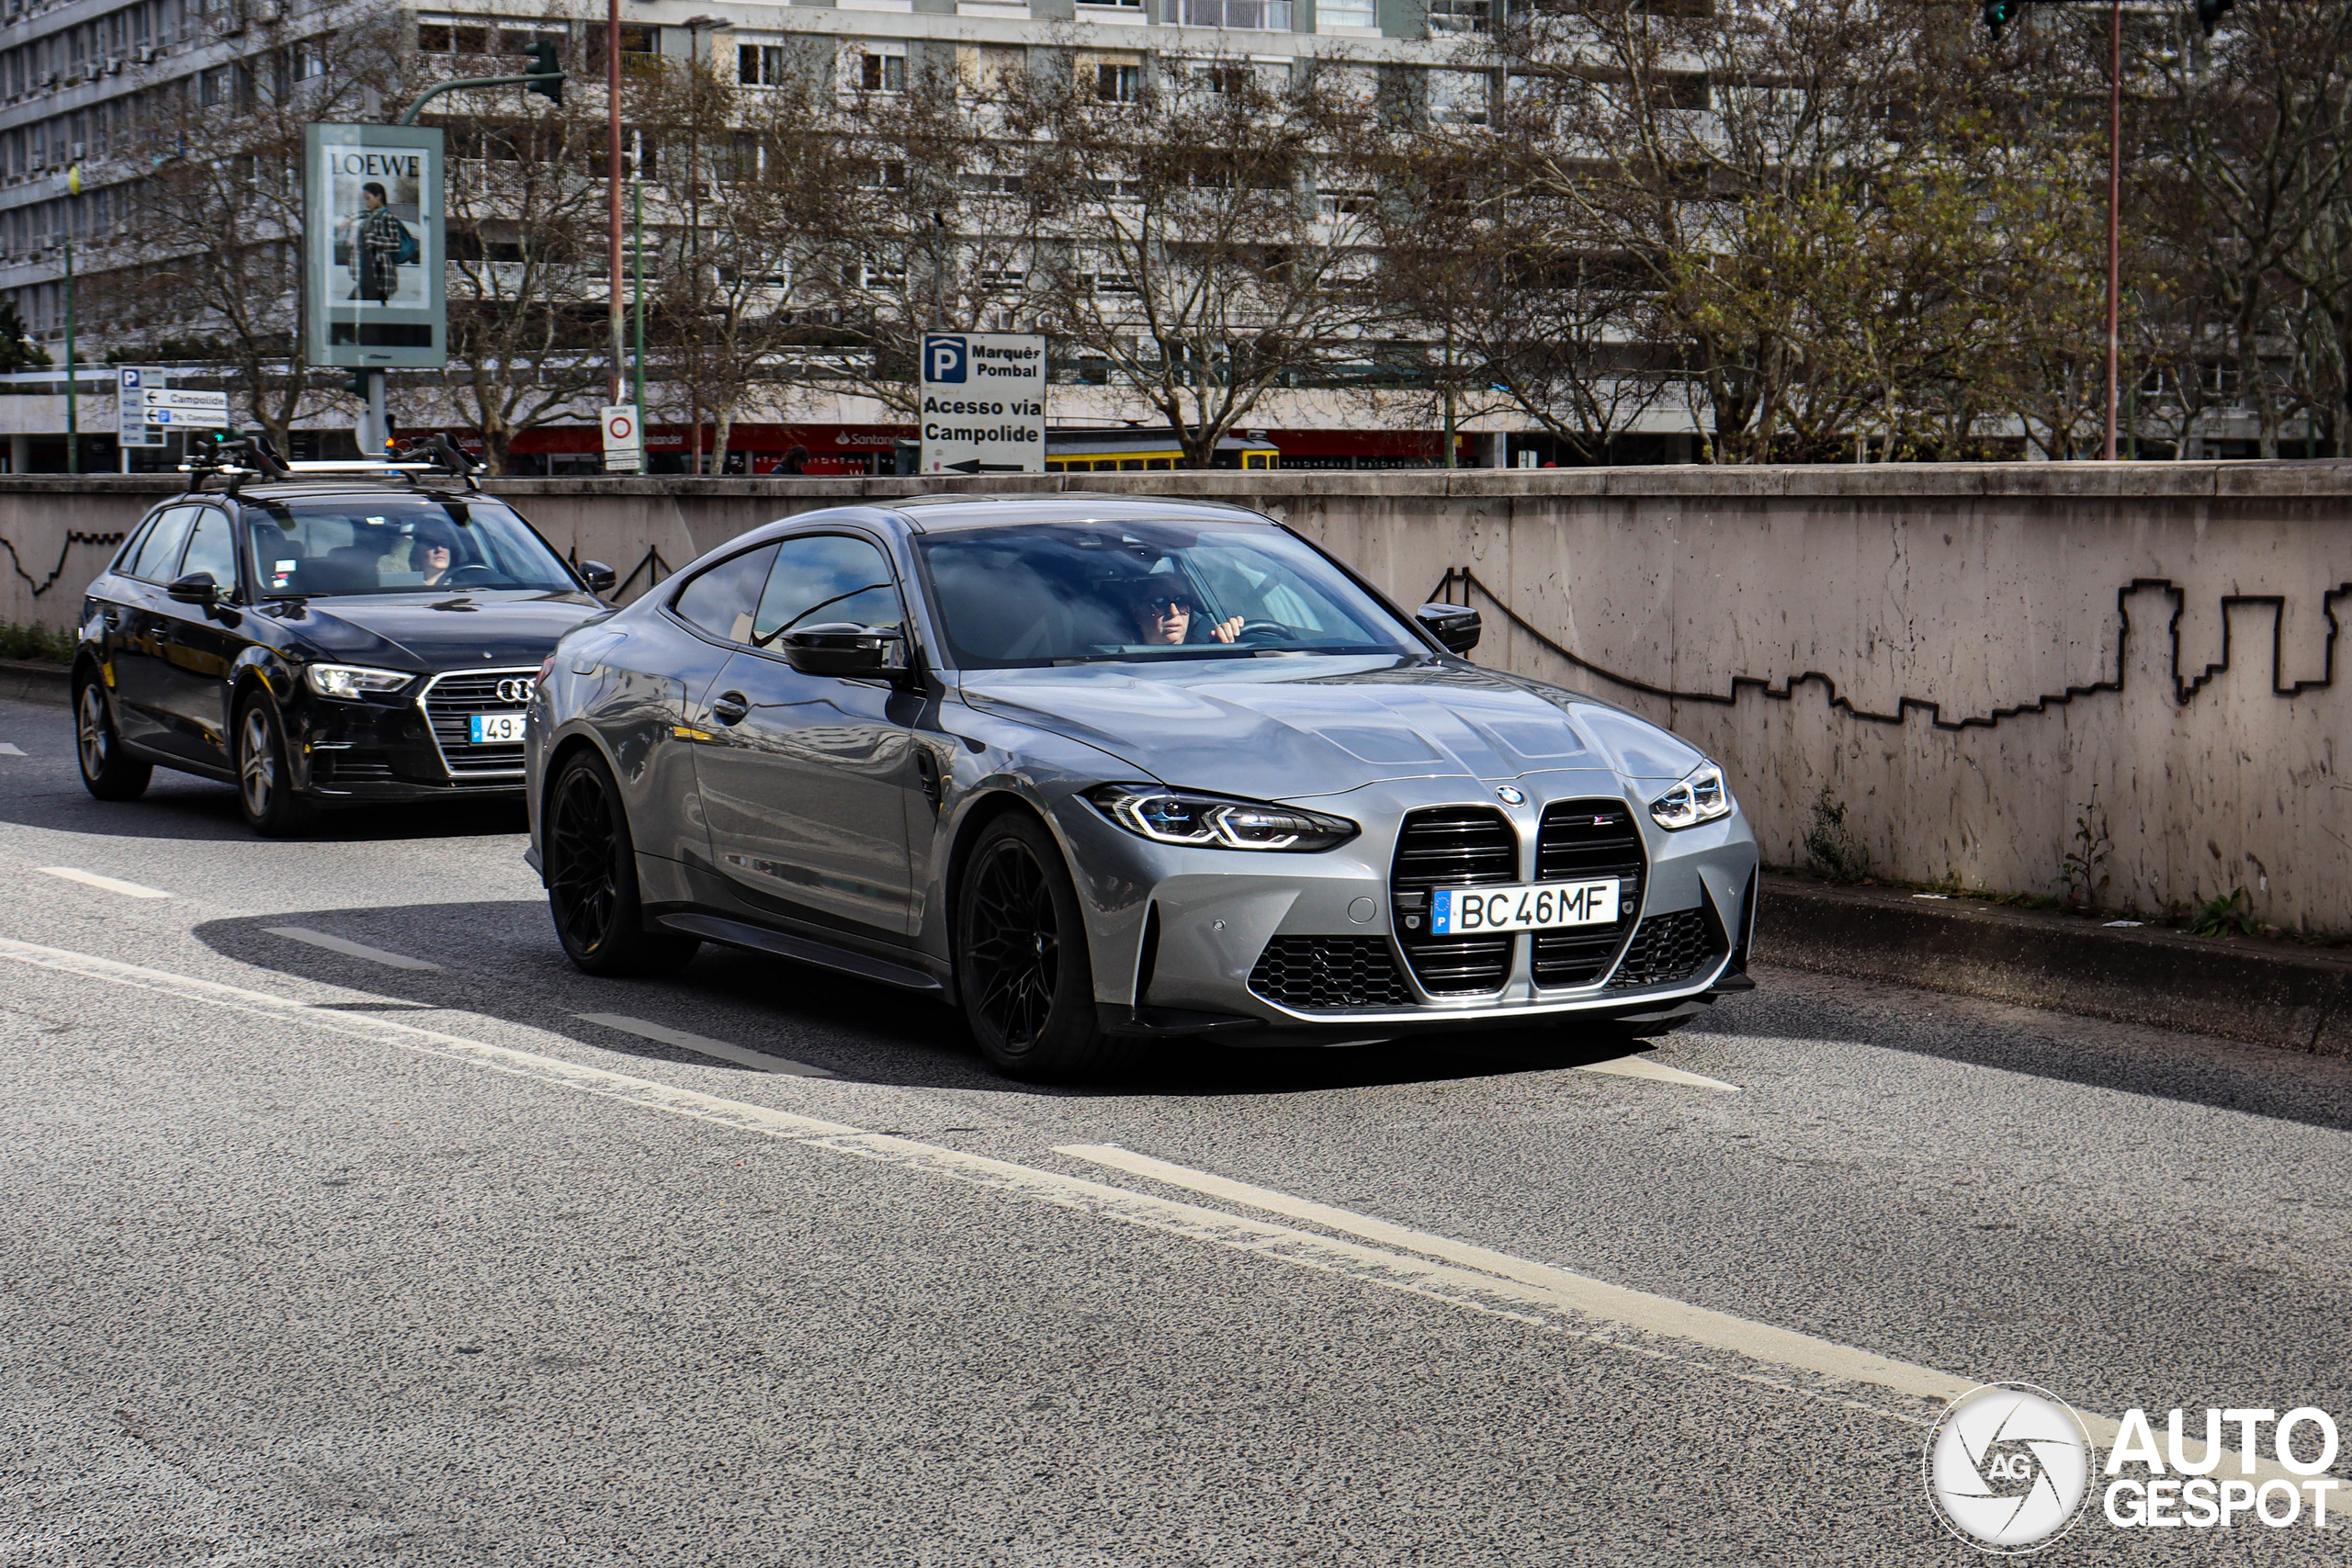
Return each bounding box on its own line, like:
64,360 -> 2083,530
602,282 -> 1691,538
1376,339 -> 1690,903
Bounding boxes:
0,742 -> 26,756
38,866 -> 169,899
1050,1144 -> 2309,1487
574,1012 -> 834,1078
0,935 -> 2307,1488
264,927 -> 441,972
1576,1053 -> 1739,1092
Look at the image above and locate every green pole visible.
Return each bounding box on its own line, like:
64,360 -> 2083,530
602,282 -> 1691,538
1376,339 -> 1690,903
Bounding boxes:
632,162 -> 646,463
62,219 -> 76,476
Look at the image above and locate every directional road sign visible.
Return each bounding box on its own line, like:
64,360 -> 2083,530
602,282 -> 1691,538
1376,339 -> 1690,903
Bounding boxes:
138,389 -> 230,412
918,332 -> 1046,477
118,367 -> 164,447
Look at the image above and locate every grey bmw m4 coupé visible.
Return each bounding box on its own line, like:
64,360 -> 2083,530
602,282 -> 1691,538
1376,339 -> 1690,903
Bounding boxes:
526,495 -> 1759,1080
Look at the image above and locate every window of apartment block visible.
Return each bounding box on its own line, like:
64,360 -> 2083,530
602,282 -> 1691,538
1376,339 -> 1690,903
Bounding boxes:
582,23 -> 657,70
416,14 -> 489,52
855,46 -> 906,94
740,42 -> 792,86
1078,52 -> 1142,102
956,43 -> 1023,96
1425,68 -> 1490,127
1316,0 -> 1375,28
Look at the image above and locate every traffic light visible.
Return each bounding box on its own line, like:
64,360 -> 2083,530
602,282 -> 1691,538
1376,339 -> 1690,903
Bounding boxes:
344,369 -> 368,397
2196,0 -> 2234,35
524,39 -> 562,105
1982,0 -> 2021,36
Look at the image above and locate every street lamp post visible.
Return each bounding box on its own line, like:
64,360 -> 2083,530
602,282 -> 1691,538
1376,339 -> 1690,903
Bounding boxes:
62,164 -> 79,476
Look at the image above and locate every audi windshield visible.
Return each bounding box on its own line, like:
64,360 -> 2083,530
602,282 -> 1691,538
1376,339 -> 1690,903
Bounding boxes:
242,499 -> 578,597
915,520 -> 1419,668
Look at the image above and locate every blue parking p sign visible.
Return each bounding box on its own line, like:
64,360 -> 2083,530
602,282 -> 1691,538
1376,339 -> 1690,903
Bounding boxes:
924,334 -> 967,383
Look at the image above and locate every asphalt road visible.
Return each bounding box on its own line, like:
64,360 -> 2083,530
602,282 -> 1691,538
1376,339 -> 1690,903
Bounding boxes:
0,693 -> 2346,1566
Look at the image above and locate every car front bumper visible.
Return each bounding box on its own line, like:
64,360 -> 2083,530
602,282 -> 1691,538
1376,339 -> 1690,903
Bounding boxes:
1053,768 -> 1760,1042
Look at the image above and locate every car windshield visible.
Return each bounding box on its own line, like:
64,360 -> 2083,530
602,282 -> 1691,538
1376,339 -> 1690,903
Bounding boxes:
915,519 -> 1419,668
243,498 -> 577,597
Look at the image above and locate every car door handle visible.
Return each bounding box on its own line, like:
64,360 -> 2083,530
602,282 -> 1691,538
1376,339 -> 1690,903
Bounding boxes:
710,691 -> 750,726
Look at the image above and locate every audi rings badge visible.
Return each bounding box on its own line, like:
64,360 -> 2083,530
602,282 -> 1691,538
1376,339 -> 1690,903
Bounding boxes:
495,677 -> 537,705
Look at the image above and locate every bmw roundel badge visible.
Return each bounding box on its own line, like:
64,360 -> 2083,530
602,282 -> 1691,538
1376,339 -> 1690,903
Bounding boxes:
1495,786 -> 1527,806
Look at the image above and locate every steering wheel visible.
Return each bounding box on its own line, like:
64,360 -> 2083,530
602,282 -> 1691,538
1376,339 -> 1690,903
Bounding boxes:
1230,620 -> 1294,645
449,564 -> 497,584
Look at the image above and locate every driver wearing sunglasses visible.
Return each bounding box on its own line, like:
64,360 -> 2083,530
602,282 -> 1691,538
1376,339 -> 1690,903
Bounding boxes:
1125,581 -> 1245,646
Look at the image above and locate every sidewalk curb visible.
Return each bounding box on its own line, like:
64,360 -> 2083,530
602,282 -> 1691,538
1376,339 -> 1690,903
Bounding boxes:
0,658 -> 68,706
1757,873 -> 2352,1055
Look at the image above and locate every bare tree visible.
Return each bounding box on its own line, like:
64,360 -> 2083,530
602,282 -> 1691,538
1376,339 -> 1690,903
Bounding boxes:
425,17 -> 612,475
1005,46 -> 1394,468
99,1 -> 407,447
807,46 -> 1041,420
639,41 -> 852,470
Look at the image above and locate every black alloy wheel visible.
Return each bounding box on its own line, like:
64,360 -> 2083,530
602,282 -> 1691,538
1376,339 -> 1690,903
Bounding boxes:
954,814 -> 1124,1081
233,693 -> 315,837
545,750 -> 697,976
74,675 -> 150,802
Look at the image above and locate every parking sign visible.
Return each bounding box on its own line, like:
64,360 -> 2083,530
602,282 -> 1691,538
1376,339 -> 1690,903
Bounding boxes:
917,332 -> 1046,476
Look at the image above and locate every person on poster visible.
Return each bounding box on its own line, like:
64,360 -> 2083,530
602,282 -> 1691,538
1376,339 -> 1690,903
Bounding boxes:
349,181 -> 410,304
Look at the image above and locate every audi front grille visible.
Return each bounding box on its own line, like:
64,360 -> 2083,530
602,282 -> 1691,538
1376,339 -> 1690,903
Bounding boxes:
417,669 -> 536,784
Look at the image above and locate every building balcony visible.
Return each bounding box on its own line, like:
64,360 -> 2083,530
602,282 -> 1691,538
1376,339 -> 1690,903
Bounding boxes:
1177,0 -> 1293,28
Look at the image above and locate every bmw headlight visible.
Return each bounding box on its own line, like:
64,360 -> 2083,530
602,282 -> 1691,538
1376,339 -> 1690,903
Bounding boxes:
1087,784 -> 1358,852
1649,762 -> 1732,830
305,663 -> 414,700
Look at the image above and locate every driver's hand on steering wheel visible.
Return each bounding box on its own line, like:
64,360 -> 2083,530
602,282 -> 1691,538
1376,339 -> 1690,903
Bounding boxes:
1207,615 -> 1246,644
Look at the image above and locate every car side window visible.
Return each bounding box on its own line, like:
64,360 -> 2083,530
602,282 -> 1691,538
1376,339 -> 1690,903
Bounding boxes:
113,513 -> 160,574
177,509 -> 238,595
750,535 -> 903,648
671,543 -> 779,644
124,506 -> 198,583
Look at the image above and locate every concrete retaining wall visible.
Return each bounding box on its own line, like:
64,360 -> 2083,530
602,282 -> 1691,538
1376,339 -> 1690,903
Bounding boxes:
12,464 -> 2351,931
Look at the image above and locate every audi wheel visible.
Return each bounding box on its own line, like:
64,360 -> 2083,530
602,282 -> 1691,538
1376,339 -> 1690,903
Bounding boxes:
233,694 -> 314,837
74,674 -> 150,802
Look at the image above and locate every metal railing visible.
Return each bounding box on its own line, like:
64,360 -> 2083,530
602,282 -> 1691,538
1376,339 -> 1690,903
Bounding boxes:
1178,0 -> 1292,28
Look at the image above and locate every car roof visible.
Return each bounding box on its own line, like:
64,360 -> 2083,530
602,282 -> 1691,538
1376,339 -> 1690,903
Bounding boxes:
876,493 -> 1275,533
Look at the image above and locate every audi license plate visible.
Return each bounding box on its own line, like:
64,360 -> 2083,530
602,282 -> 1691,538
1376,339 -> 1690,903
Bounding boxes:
1430,879 -> 1622,935
469,712 -> 527,744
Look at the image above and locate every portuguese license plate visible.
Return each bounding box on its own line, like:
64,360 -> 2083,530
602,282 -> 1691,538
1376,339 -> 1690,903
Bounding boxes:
1430,878 -> 1622,935
469,712 -> 527,744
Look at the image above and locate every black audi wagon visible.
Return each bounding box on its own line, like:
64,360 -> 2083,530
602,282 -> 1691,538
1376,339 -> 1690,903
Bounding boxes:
73,439 -> 616,835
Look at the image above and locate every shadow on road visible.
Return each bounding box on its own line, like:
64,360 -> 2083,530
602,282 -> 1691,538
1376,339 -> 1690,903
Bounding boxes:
0,770 -> 528,843
188,901 -> 1652,1099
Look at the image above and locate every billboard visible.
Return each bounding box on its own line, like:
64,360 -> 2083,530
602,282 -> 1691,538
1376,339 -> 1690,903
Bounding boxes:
918,333 -> 1046,475
303,123 -> 447,369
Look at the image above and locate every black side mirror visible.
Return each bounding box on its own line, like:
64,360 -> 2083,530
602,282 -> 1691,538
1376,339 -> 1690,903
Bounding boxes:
780,623 -> 909,680
1415,602 -> 1482,655
167,571 -> 220,606
578,559 -> 616,594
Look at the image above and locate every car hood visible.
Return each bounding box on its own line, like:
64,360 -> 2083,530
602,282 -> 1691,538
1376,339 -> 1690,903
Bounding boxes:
956,656 -> 1706,798
259,591 -> 607,671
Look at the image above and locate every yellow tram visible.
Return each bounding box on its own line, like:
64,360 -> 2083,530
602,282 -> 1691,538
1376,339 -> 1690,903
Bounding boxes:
1044,427 -> 1281,472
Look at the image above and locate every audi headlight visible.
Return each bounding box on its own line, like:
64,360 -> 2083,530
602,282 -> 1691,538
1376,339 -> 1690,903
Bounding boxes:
1087,784 -> 1358,852
305,663 -> 413,700
1649,762 -> 1732,830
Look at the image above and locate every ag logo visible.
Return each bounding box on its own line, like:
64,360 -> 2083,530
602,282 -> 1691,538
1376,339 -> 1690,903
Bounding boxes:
1926,1382 -> 2091,1552
494,677 -> 537,704
922,334 -> 967,383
